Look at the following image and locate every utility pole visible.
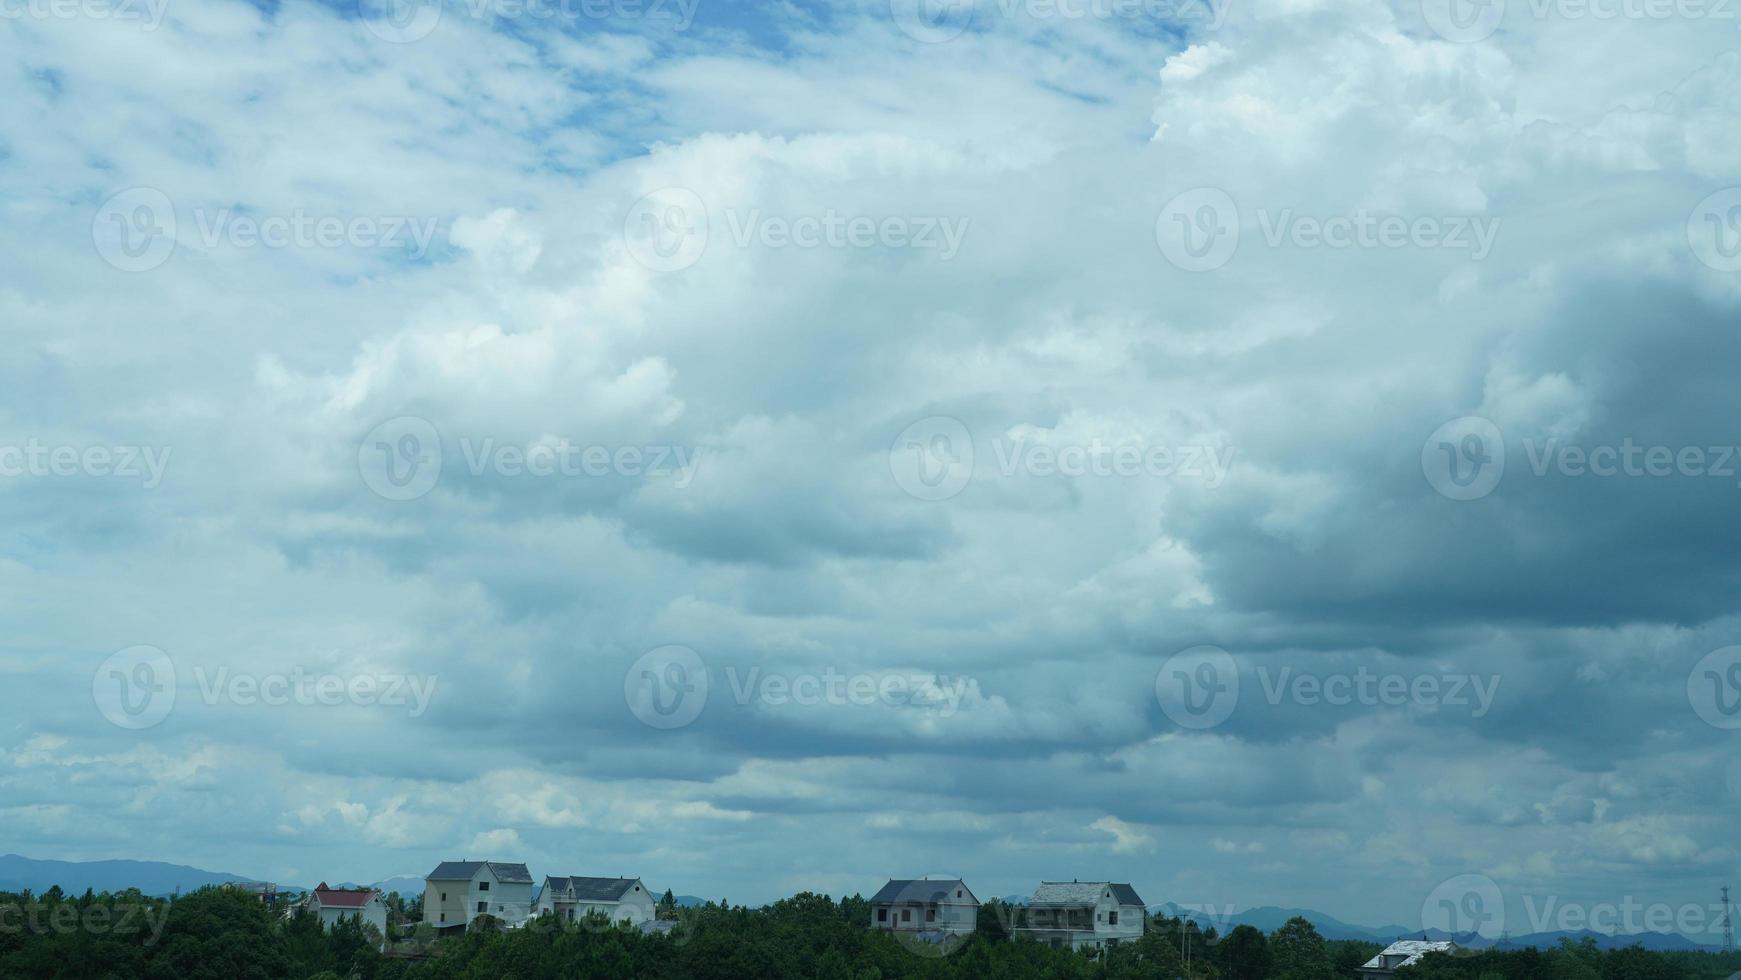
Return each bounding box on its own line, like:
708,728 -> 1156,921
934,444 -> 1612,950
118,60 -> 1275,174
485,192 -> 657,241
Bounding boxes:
1721,885 -> 1733,952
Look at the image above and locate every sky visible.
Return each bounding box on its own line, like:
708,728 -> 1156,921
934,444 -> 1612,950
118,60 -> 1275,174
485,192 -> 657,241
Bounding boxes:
3,0 -> 1741,944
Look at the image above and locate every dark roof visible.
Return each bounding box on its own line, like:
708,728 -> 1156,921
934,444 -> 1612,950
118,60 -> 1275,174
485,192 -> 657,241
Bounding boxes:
869,879 -> 977,905
1030,881 -> 1146,907
427,861 -> 533,883
311,883 -> 378,909
543,876 -> 641,901
1109,883 -> 1145,907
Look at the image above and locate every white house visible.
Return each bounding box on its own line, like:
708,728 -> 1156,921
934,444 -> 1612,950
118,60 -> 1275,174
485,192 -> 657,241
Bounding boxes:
1358,940 -> 1460,980
534,876 -> 655,926
868,878 -> 979,936
1018,881 -> 1146,951
299,883 -> 388,936
421,861 -> 534,932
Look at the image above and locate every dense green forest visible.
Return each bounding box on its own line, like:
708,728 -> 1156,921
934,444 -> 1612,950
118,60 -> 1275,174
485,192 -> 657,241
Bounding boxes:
2,886 -> 1738,980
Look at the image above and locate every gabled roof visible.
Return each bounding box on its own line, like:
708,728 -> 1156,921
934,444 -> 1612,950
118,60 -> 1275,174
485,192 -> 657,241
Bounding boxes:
1030,881 -> 1145,906
1360,940 -> 1459,971
869,879 -> 978,905
427,860 -> 533,883
310,882 -> 379,909
543,876 -> 641,901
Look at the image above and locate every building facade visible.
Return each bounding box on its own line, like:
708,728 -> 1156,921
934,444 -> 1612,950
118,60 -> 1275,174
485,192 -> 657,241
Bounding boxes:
534,876 -> 656,925
1018,881 -> 1146,950
421,861 -> 535,931
300,883 -> 388,936
868,879 -> 979,936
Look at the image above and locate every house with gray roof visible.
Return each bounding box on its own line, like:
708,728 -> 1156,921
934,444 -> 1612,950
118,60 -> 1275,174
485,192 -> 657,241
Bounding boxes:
421,860 -> 535,932
868,878 -> 979,937
1018,880 -> 1146,951
534,876 -> 655,926
1357,940 -> 1460,980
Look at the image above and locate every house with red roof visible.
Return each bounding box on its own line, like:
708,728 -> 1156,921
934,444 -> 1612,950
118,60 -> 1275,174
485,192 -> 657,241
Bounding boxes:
299,882 -> 388,936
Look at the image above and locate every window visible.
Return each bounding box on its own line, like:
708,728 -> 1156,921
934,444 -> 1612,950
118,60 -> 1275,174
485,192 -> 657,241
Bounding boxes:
477,901 -> 487,914
1109,911 -> 1119,926
927,909 -> 936,922
441,892 -> 447,901
902,909 -> 911,922
878,909 -> 887,922
479,881 -> 490,891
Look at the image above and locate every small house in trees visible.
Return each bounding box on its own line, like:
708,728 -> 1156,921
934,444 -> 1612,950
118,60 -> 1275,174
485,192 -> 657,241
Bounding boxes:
1018,880 -> 1146,950
868,878 -> 979,936
533,876 -> 655,926
421,861 -> 535,932
299,883 -> 388,936
1357,940 -> 1460,980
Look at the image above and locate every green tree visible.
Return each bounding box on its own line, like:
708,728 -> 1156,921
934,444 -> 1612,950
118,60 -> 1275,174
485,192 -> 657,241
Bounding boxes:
1272,916 -> 1334,980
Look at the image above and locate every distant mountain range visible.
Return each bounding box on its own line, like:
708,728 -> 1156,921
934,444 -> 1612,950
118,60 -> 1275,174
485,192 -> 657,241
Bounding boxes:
0,855 -> 1725,951
0,854 -> 259,897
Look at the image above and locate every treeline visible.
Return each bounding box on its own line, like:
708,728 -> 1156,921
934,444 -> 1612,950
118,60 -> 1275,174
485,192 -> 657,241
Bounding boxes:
2,886 -> 1738,980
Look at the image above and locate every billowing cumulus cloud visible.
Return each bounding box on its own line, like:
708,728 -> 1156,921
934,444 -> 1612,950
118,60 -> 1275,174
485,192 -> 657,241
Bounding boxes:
1,0 -> 1738,939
